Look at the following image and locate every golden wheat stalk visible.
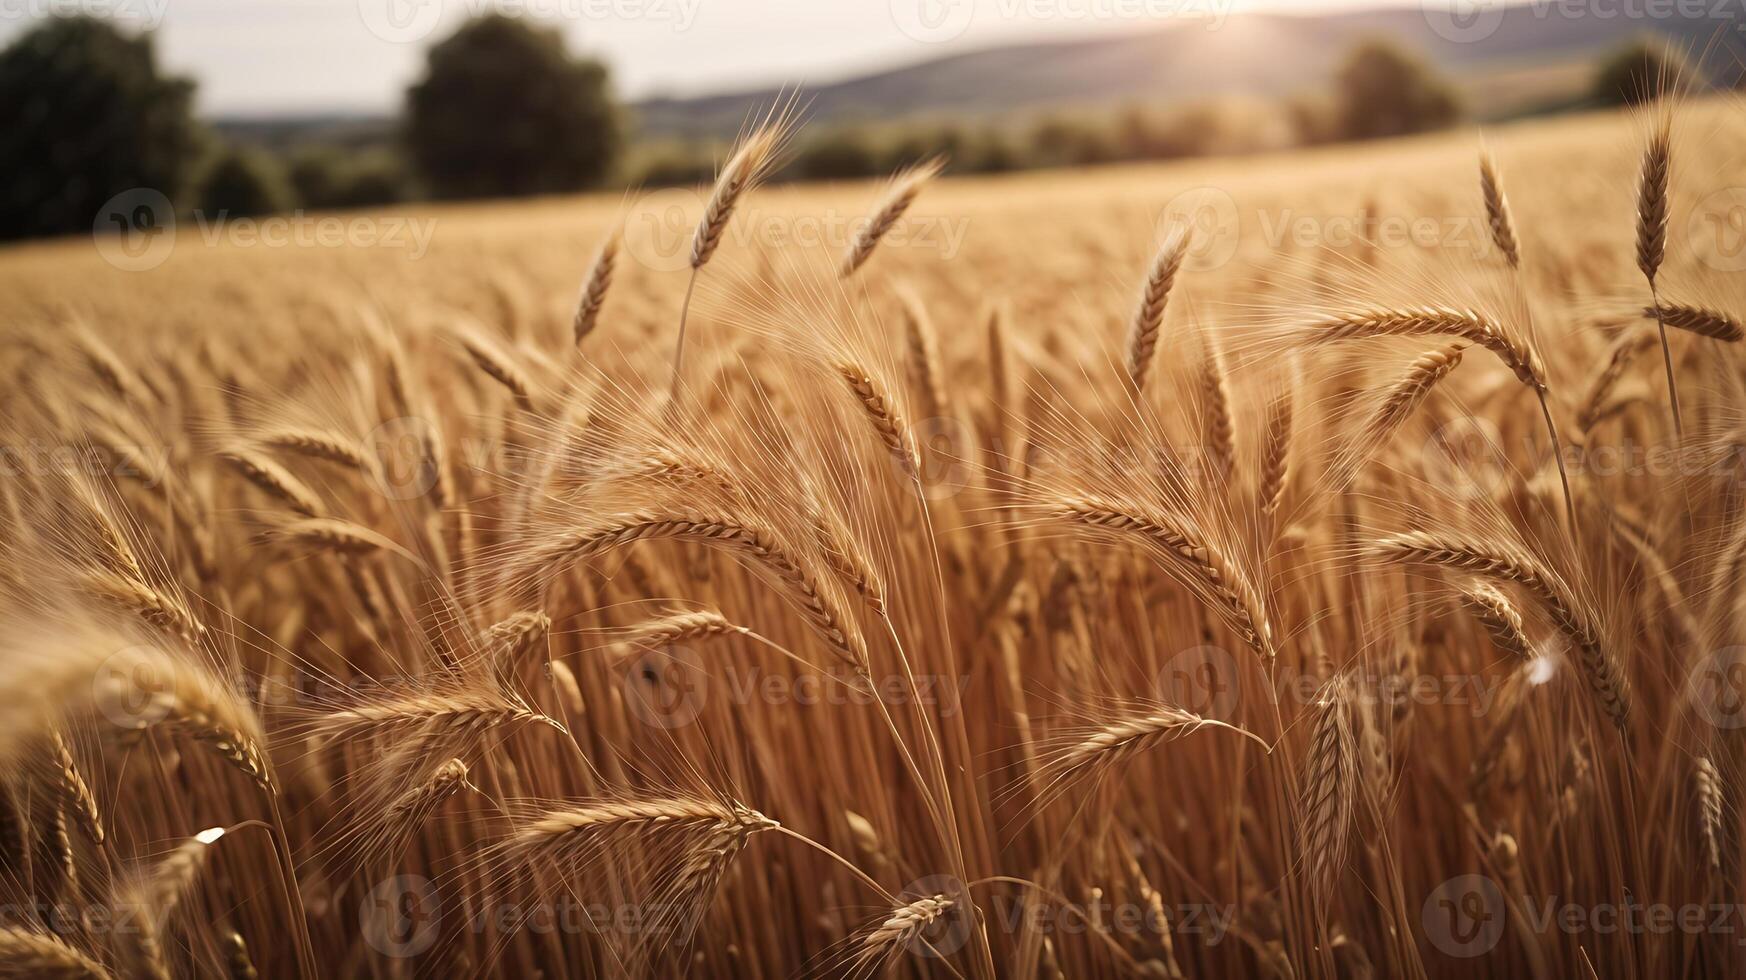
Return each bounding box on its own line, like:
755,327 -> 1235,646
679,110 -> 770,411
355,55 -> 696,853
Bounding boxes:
221,448 -> 324,518
572,232 -> 618,346
0,927 -> 112,978
1300,680 -> 1356,904
1479,151 -> 1521,269
1370,530 -> 1629,727
1457,580 -> 1534,661
517,512 -> 869,669
1047,494 -> 1273,659
1126,225 -> 1190,393
840,156 -> 945,277
1641,302 -> 1745,342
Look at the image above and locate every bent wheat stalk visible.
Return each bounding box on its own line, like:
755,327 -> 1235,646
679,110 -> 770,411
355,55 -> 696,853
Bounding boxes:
1370,530 -> 1629,727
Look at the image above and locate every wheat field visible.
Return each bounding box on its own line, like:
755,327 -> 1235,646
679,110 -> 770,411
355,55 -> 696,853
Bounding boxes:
0,98 -> 1744,978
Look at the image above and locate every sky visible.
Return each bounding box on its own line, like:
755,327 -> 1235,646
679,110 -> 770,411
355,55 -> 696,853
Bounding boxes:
0,0 -> 1488,115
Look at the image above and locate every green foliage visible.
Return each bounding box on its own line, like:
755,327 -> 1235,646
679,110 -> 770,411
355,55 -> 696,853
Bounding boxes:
290,148 -> 413,209
0,17 -> 205,240
1334,39 -> 1460,141
1592,38 -> 1687,106
199,147 -> 294,217
405,14 -> 620,199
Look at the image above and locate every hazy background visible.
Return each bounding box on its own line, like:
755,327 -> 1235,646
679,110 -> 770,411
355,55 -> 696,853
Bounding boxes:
3,0 -> 1741,241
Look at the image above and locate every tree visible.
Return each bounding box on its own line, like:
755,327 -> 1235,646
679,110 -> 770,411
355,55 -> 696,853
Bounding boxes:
1592,39 -> 1687,106
199,147 -> 294,217
405,14 -> 620,200
1334,40 -> 1460,142
0,17 -> 204,240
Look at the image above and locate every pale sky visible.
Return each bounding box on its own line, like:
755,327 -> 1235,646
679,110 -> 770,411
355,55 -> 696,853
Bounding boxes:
0,0 -> 1478,115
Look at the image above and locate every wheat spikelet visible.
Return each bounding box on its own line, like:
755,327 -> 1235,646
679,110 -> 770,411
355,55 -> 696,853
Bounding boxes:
1198,333 -> 1234,482
1305,307 -> 1543,391
46,731 -> 103,844
1047,703 -> 1266,787
1695,755 -> 1724,875
1479,151 -> 1520,269
458,328 -> 535,413
572,232 -> 618,346
897,288 -> 947,422
1126,226 -> 1190,393
1577,328 -> 1657,431
835,361 -> 917,477
93,650 -> 273,790
1047,494 -> 1273,659
1636,118 -> 1671,283
0,927 -> 111,978
1457,580 -> 1533,661
1642,302 -> 1745,342
275,517 -> 404,559
79,570 -> 203,641
71,326 -> 148,407
840,156 -> 945,277
1370,530 -> 1629,727
1363,343 -> 1465,448
315,691 -> 563,745
257,426 -> 372,472
1299,680 -> 1356,903
481,610 -> 550,680
693,122 -> 786,271
1259,385 -> 1293,518
849,894 -> 954,971
517,512 -> 869,669
221,448 -> 324,518
622,609 -> 745,649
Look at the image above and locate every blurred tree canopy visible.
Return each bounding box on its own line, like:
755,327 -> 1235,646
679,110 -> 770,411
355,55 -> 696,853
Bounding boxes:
198,147 -> 294,217
405,14 -> 621,199
0,17 -> 205,240
1334,40 -> 1460,141
1592,39 -> 1688,106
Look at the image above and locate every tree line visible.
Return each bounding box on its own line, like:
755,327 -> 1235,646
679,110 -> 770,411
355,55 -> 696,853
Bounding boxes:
0,13 -> 1695,241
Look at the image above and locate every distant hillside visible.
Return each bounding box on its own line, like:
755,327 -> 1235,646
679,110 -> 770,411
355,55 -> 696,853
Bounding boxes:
631,5 -> 1742,138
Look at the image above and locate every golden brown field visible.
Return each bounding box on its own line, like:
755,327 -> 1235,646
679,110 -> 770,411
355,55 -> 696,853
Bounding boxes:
1,98 -> 1745,978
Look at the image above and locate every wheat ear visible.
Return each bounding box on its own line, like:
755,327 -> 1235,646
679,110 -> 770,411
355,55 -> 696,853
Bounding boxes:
256,426 -> 372,474
1259,384 -> 1293,518
1457,580 -> 1534,661
835,360 -> 918,477
1126,226 -> 1190,393
1048,704 -> 1267,787
897,288 -> 948,421
0,927 -> 112,978
1636,116 -> 1681,435
1300,680 -> 1357,903
458,328 -> 535,413
1642,302 -> 1745,342
221,448 -> 324,518
47,731 -> 103,844
1479,151 -> 1520,269
841,156 -> 945,277
1577,328 -> 1657,432
1695,755 -> 1724,876
1370,530 -> 1629,727
517,512 -> 869,669
1047,494 -> 1273,659
573,232 -> 618,346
